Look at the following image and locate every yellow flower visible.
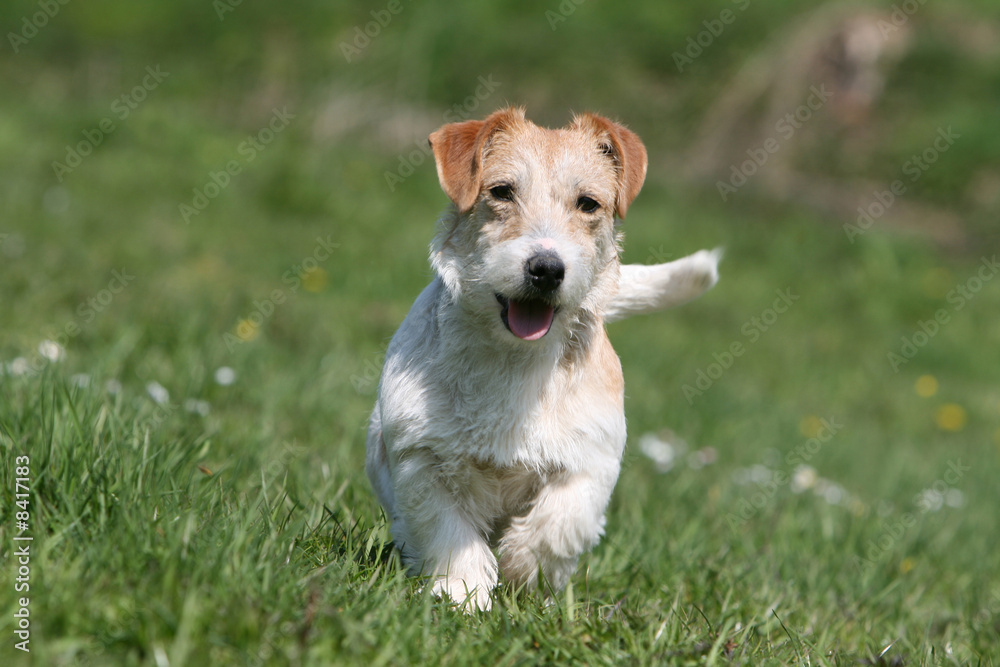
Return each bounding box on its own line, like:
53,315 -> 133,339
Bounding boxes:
236,318 -> 259,341
799,415 -> 823,439
302,267 -> 328,293
899,557 -> 915,574
915,375 -> 938,398
935,404 -> 966,432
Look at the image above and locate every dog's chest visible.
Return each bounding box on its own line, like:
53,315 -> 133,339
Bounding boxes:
418,355 -> 624,470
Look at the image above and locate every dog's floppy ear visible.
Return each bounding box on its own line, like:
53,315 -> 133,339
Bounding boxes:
571,113 -> 648,218
429,107 -> 524,213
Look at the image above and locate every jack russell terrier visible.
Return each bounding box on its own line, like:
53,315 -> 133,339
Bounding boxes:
366,107 -> 720,610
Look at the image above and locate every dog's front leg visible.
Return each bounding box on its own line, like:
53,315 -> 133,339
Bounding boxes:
393,452 -> 498,612
497,467 -> 617,594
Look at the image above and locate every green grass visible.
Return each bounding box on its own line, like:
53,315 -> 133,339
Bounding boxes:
2,1 -> 1000,664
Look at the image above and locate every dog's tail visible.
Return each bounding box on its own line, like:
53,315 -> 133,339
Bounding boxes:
605,248 -> 722,323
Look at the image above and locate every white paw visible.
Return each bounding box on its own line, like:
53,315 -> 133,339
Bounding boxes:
684,248 -> 723,292
429,576 -> 493,612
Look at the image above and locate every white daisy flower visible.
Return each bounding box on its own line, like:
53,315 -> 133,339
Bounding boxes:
146,381 -> 170,405
639,432 -> 682,473
916,488 -> 944,513
214,366 -> 236,386
184,399 -> 211,417
944,488 -> 965,508
790,464 -> 818,493
8,358 -> 30,376
38,340 -> 65,362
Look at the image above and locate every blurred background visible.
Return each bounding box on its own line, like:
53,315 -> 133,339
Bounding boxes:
2,0 -> 999,662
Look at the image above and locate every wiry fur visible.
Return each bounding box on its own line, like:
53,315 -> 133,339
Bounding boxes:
366,108 -> 719,611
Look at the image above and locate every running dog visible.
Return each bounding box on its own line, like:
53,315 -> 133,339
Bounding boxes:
366,107 -> 720,610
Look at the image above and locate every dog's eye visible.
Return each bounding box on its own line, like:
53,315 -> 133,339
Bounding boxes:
490,185 -> 514,202
577,196 -> 600,213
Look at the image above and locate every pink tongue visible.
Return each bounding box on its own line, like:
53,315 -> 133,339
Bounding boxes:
507,299 -> 555,340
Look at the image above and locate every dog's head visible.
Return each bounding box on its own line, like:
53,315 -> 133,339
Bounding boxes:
428,107 -> 647,345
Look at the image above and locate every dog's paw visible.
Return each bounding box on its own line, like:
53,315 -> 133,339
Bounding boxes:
429,576 -> 493,612
683,248 -> 722,293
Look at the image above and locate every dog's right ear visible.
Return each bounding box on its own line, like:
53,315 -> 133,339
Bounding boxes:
429,107 -> 524,213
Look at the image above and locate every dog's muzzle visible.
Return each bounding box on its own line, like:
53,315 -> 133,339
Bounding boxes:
495,252 -> 564,341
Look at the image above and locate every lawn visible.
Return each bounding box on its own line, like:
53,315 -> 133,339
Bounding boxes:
1,1 -> 999,665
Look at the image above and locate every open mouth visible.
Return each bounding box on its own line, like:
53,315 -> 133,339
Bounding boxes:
496,294 -> 556,341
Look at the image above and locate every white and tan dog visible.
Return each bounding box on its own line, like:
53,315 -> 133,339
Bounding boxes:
366,107 -> 719,611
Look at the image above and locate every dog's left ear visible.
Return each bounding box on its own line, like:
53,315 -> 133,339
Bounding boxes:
571,114 -> 648,218
429,107 -> 525,213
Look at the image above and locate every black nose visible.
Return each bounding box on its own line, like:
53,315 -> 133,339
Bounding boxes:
526,252 -> 565,292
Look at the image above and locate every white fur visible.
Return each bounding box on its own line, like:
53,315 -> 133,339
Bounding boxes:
605,249 -> 723,322
365,114 -> 720,611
